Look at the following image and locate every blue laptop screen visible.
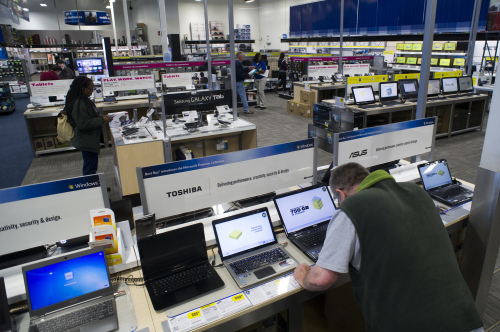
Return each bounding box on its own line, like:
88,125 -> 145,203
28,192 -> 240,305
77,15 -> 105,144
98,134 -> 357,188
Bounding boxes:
25,251 -> 110,311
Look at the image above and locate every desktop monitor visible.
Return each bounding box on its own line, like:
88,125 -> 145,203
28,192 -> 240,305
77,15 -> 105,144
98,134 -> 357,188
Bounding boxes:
352,86 -> 376,105
399,79 -> 419,100
75,58 -> 104,75
379,82 -> 399,102
163,89 -> 232,116
441,77 -> 459,95
427,79 -> 441,97
458,76 -> 473,92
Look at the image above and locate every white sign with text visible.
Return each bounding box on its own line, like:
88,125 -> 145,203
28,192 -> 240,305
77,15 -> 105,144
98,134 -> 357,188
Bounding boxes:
308,65 -> 339,78
29,80 -> 72,97
102,75 -> 155,94
162,72 -> 208,88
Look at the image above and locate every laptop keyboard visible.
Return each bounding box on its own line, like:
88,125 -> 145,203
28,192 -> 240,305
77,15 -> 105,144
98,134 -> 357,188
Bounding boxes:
382,101 -> 403,106
299,229 -> 328,249
151,264 -> 213,294
230,248 -> 289,275
35,299 -> 114,332
357,104 -> 380,109
434,185 -> 471,198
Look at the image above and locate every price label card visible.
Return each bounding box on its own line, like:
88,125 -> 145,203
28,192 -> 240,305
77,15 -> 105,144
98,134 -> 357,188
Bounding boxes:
404,44 -> 413,50
433,43 -> 444,51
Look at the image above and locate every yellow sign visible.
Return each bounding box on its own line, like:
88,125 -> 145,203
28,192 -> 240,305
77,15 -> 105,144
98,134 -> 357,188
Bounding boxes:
430,58 -> 439,65
412,44 -> 422,51
396,43 -> 404,50
394,73 -> 420,81
417,58 -> 422,64
444,43 -> 456,51
407,57 -> 417,65
188,310 -> 201,319
433,43 -> 444,51
433,71 -> 463,78
200,303 -> 215,309
485,57 -> 499,61
347,75 -> 388,85
383,51 -> 394,55
473,77 -> 477,86
396,57 -> 406,64
440,59 -> 451,66
404,44 -> 413,50
232,294 -> 245,302
453,58 -> 465,66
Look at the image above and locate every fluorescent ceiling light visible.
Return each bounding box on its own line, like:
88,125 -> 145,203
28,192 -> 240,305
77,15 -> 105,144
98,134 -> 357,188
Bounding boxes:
40,3 -> 47,6
245,0 -> 255,2
195,0 -> 202,2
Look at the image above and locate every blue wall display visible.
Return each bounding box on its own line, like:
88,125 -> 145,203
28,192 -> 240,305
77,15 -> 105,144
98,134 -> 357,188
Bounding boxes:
290,0 -> 489,37
64,10 -> 111,26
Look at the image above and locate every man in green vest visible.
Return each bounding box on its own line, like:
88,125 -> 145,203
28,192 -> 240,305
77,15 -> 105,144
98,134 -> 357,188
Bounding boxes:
294,162 -> 483,332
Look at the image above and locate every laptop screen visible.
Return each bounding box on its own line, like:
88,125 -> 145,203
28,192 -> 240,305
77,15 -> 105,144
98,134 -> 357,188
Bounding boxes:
214,209 -> 275,258
25,251 -> 110,312
442,77 -> 459,94
379,82 -> 398,101
458,76 -> 473,92
427,79 -> 441,96
274,185 -> 336,234
399,79 -> 419,99
352,86 -> 375,105
419,160 -> 453,190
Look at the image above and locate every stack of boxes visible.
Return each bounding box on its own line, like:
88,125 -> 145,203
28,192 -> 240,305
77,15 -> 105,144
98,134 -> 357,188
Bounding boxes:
190,23 -> 206,41
210,21 -> 224,40
234,24 -> 251,40
287,88 -> 316,118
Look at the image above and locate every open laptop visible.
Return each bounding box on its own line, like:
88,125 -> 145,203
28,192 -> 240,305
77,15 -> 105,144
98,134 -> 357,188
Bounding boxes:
352,86 -> 379,109
137,223 -> 224,311
399,79 -> 419,102
458,76 -> 477,97
22,248 -> 118,332
212,207 -> 298,289
417,159 -> 473,207
273,184 -> 337,261
427,79 -> 443,101
441,77 -> 460,98
379,82 -> 403,106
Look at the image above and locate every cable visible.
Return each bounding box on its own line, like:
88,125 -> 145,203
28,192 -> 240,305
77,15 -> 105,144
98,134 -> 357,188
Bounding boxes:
111,275 -> 145,287
210,247 -> 224,268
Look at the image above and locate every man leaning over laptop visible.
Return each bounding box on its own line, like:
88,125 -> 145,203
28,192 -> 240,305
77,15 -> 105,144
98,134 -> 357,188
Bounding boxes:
293,162 -> 483,332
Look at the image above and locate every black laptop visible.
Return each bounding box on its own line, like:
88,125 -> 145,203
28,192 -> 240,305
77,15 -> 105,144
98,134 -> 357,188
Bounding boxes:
417,159 -> 473,207
273,184 -> 337,261
379,81 -> 403,106
352,86 -> 379,109
137,223 -> 224,311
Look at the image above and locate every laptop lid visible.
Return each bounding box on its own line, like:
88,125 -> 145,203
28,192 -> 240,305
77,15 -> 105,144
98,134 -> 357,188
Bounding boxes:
417,159 -> 454,191
441,77 -> 459,95
352,86 -> 376,105
427,79 -> 441,97
138,223 -> 208,281
22,248 -> 112,318
379,82 -> 399,102
458,76 -> 473,92
212,207 -> 277,261
273,184 -> 336,237
399,79 -> 419,99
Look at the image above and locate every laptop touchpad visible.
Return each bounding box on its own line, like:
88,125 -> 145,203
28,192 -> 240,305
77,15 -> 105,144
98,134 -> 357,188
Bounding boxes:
174,286 -> 198,302
254,266 -> 276,279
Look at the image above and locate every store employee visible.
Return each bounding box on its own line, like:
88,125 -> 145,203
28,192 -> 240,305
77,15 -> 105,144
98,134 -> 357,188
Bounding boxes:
294,162 -> 483,332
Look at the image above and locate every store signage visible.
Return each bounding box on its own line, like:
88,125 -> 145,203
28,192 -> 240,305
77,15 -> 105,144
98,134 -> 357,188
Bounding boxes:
64,10 -> 111,25
0,175 -> 107,256
433,43 -> 444,51
396,44 -> 405,50
162,89 -> 232,110
407,57 -> 418,65
453,58 -> 466,66
162,71 -> 208,88
102,75 -> 154,94
308,65 -> 339,78
444,43 -> 457,51
433,70 -> 463,78
347,74 -> 388,85
394,73 -> 420,81
212,60 -> 231,65
343,64 -> 370,76
289,56 -> 374,62
114,61 -> 205,70
137,139 -> 316,219
412,44 -> 422,51
404,44 -> 413,50
336,118 -> 435,169
439,59 -> 451,66
29,80 -> 72,97
430,58 -> 439,65
396,57 -> 406,64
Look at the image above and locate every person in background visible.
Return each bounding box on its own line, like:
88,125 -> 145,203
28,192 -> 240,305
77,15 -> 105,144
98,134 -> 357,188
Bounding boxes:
235,51 -> 254,115
252,53 -> 267,110
293,162 -> 484,332
64,76 -> 112,176
275,52 -> 288,93
57,59 -> 75,80
40,65 -> 61,81
199,72 -> 208,84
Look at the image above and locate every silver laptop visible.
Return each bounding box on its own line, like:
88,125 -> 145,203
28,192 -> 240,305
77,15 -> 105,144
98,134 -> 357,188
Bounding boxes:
212,207 -> 299,289
23,248 -> 118,332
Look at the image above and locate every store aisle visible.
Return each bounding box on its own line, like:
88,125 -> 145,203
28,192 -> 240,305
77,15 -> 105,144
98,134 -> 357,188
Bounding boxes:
0,95 -> 33,189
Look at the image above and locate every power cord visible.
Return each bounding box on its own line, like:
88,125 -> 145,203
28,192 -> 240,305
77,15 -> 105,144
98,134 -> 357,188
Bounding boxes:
111,275 -> 145,287
210,247 -> 224,268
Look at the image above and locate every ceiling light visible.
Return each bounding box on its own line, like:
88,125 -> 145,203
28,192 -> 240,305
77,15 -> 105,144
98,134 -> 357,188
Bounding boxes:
40,3 -> 47,6
245,0 -> 255,2
195,0 -> 202,2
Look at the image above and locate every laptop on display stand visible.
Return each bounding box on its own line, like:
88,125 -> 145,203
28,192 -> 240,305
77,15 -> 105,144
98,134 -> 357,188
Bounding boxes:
426,79 -> 443,101
417,159 -> 474,207
137,223 -> 224,311
458,76 -> 476,96
399,79 -> 419,102
378,82 -> 403,106
352,86 -> 379,109
273,184 -> 337,261
441,77 -> 460,98
22,248 -> 118,332
212,207 -> 298,289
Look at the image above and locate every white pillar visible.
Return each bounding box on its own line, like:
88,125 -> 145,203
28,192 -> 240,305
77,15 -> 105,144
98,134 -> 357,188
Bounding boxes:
109,0 -> 119,52
122,0 -> 132,51
157,0 -> 170,61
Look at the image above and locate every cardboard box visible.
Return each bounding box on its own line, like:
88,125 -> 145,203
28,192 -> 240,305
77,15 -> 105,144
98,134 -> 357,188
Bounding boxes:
43,136 -> 55,150
287,100 -> 298,114
297,103 -> 313,118
33,138 -> 45,151
300,90 -> 316,105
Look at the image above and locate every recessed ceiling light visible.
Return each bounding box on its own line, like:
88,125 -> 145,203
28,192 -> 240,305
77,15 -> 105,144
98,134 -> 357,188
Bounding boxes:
195,0 -> 201,2
40,3 -> 47,6
245,0 -> 255,2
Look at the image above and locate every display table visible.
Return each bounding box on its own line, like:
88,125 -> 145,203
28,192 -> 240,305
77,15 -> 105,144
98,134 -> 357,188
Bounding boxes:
111,116 -> 257,197
293,82 -> 346,104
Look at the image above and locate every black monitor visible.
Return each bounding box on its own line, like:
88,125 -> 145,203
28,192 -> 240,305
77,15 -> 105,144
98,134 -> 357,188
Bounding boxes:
379,82 -> 399,102
441,77 -> 459,95
352,86 -> 376,106
427,79 -> 441,97
399,79 -> 419,100
458,76 -> 473,93
74,58 -> 104,75
163,89 -> 232,116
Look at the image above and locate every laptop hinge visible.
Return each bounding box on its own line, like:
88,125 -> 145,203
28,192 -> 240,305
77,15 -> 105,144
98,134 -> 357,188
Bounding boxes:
36,295 -> 106,319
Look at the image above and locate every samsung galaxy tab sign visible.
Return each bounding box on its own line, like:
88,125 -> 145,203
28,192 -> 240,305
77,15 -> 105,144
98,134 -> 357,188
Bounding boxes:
64,11 -> 111,25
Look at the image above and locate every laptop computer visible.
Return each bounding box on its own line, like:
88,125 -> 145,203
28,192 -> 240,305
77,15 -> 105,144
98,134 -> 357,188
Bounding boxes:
212,207 -> 298,289
417,159 -> 473,207
379,82 -> 403,106
137,223 -> 224,311
22,248 -> 118,332
273,184 -> 337,261
352,86 -> 380,109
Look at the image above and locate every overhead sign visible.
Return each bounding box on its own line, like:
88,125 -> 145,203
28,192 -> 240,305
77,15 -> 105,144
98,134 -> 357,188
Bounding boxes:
162,72 -> 207,88
64,10 -> 111,25
343,63 -> 370,76
29,80 -> 72,97
102,75 -> 154,94
115,61 -> 205,70
308,65 -> 339,78
336,118 -> 436,169
137,139 -> 316,219
0,175 -> 108,256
